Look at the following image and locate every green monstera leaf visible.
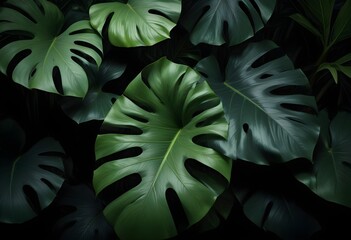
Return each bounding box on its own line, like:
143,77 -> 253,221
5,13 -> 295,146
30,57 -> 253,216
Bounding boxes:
60,58 -> 126,124
0,118 -> 66,223
0,0 -> 103,97
181,0 -> 276,46
297,110 -> 351,208
94,57 -> 231,240
196,40 -> 320,164
89,0 -> 181,47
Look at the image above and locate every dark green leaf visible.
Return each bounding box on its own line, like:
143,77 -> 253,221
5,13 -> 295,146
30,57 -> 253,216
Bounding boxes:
196,40 -> 320,164
181,0 -> 276,46
60,59 -> 126,124
297,110 -> 351,209
331,0 -> 351,44
0,119 -> 66,223
53,183 -> 116,240
236,188 -> 321,240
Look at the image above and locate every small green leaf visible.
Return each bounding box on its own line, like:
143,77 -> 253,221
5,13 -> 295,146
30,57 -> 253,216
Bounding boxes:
89,0 -> 181,47
318,63 -> 339,83
290,13 -> 322,39
331,0 -> 351,44
299,0 -> 335,44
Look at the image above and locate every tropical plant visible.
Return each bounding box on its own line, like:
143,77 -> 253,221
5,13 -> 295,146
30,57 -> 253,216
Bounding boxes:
0,0 -> 351,240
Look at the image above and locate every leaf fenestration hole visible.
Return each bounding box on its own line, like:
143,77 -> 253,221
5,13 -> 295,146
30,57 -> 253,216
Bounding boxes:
249,0 -> 263,20
97,173 -> 141,206
6,49 -> 31,77
243,123 -> 249,133
261,201 -> 273,228
95,147 -> 142,168
125,113 -> 149,123
166,188 -> 189,233
239,1 -> 255,31
39,164 -> 65,178
148,9 -> 172,22
125,96 -> 156,113
2,2 -> 37,23
342,161 -> 351,170
33,0 -> 45,15
99,123 -> 143,135
53,66 -> 64,95
270,85 -> 312,96
41,178 -> 57,192
70,49 -> 98,65
260,73 -> 272,79
23,185 -> 41,214
251,48 -> 284,68
222,20 -> 229,43
281,103 -> 317,114
185,158 -> 228,195
74,40 -> 103,60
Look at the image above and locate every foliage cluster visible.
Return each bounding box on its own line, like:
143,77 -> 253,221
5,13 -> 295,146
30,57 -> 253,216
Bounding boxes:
0,0 -> 351,239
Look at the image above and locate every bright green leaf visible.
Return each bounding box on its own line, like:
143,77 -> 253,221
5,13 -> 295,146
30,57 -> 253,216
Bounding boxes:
0,0 -> 103,97
181,0 -> 276,46
196,40 -> 320,164
89,0 -> 181,47
94,57 -> 231,240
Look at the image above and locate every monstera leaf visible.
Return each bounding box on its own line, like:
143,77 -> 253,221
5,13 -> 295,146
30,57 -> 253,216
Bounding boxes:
181,0 -> 276,46
89,0 -> 181,47
60,59 -> 126,124
0,118 -> 66,223
196,40 -> 320,164
94,57 -> 231,240
0,0 -> 103,97
53,184 -> 116,240
235,188 -> 321,239
296,110 -> 351,209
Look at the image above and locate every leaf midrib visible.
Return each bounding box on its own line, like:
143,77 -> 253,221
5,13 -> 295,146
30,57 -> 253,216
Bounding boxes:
150,128 -> 182,190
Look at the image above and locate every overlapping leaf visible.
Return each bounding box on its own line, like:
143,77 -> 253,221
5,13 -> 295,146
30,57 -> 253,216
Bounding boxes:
0,118 -> 66,223
60,59 -> 126,123
196,40 -> 320,164
181,0 -> 276,46
0,0 -> 103,97
296,110 -> 351,208
53,184 -> 116,240
94,57 -> 231,240
89,0 -> 181,47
